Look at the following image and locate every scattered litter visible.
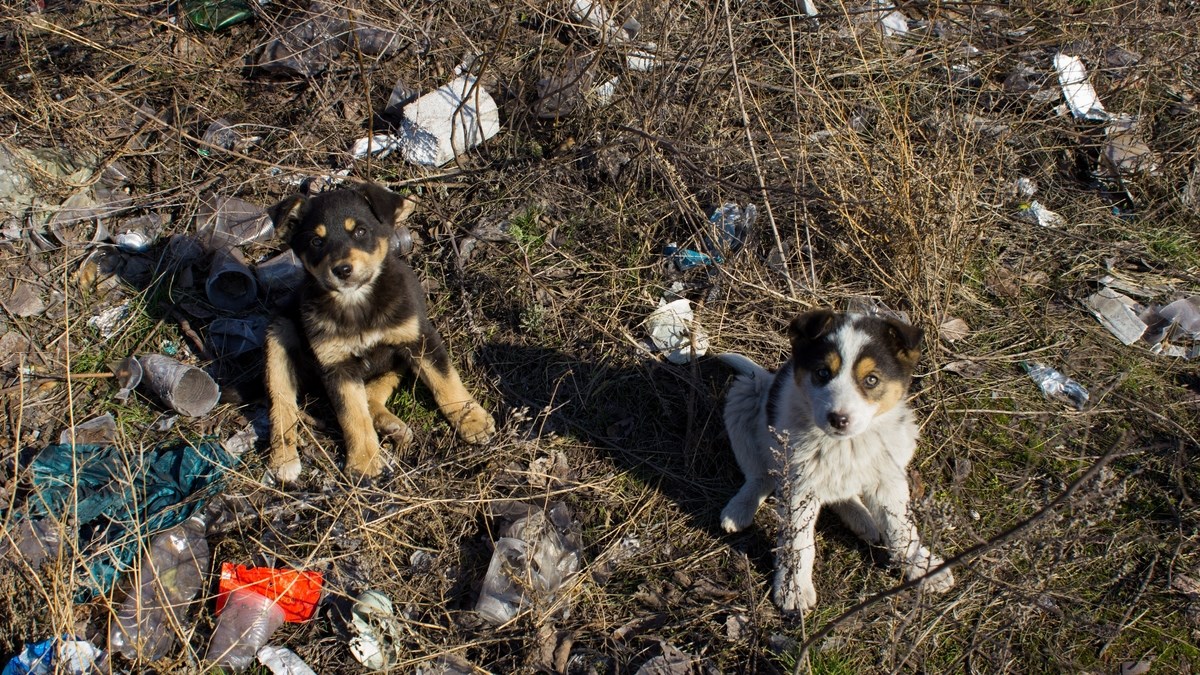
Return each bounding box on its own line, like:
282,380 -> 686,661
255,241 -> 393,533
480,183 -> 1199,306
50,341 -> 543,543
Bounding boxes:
1053,54 -> 1108,122
257,646 -> 318,675
139,354 -> 220,417
208,316 -> 268,359
725,614 -> 750,641
961,113 -> 1008,136
184,0 -> 255,31
208,564 -> 324,671
404,76 -> 500,166
1104,114 -> 1158,175
9,281 -> 45,318
202,118 -> 240,151
535,59 -> 594,119
208,588 -> 287,672
223,417 -> 265,459
384,77 -> 418,119
879,5 -> 909,37
1017,200 -> 1066,228
663,203 -> 755,270
255,249 -> 305,294
627,43 -> 658,71
257,3 -> 349,76
349,590 -> 402,670
87,302 -> 130,339
569,0 -> 621,40
414,655 -> 476,675
846,295 -> 911,324
207,248 -> 259,311
1,637 -> 100,675
113,213 -> 163,252
705,203 -> 754,258
0,143 -> 97,230
1087,287 -> 1146,345
343,24 -> 403,57
475,502 -> 583,625
112,356 -> 143,402
590,76 -> 619,107
195,194 -> 274,251
645,298 -> 709,364
58,414 -> 117,446
1021,362 -> 1089,410
942,359 -> 985,379
635,642 -> 718,675
354,75 -> 501,166
110,514 -> 210,661
1015,177 -> 1038,200
1120,662 -> 1152,675
3,440 -> 232,599
1157,296 -> 1200,339
663,244 -> 716,270
939,317 -> 970,342
2,518 -> 61,569
1088,277 -> 1199,357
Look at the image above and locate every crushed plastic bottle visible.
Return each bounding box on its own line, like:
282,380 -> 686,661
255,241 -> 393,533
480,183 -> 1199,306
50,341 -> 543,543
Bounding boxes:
1021,362 -> 1089,410
206,588 -> 287,672
109,514 -> 210,661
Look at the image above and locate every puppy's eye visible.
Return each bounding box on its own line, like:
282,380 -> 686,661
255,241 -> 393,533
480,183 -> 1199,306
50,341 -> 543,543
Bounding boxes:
815,367 -> 832,381
309,237 -> 324,248
863,374 -> 880,388
353,226 -> 368,239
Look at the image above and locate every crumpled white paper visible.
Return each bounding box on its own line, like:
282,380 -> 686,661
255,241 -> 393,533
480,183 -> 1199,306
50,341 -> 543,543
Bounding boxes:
646,298 -> 709,364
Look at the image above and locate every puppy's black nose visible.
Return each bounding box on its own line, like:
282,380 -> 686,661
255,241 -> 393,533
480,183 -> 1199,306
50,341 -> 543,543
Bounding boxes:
333,264 -> 353,280
827,412 -> 850,430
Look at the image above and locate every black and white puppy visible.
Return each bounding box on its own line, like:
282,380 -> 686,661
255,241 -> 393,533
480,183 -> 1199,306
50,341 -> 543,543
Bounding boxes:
720,310 -> 954,612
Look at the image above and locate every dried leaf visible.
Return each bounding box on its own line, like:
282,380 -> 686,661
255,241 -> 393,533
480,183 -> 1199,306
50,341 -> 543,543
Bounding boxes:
940,317 -> 970,342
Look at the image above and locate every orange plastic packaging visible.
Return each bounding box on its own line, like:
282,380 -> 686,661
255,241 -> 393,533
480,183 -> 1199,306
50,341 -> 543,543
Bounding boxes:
215,562 -> 324,622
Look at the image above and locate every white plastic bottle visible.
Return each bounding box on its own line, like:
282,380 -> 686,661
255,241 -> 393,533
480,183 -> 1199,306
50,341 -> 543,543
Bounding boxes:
206,588 -> 287,671
109,514 -> 210,661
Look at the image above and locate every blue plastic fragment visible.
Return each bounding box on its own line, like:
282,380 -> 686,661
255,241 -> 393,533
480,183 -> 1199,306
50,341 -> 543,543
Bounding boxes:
662,203 -> 756,271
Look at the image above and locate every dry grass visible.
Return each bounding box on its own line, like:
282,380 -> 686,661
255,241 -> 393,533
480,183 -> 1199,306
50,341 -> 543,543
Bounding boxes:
0,0 -> 1198,672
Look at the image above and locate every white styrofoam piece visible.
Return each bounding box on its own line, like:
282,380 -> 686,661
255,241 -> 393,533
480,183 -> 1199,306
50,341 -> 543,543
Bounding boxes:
1053,54 -> 1108,121
400,76 -> 500,167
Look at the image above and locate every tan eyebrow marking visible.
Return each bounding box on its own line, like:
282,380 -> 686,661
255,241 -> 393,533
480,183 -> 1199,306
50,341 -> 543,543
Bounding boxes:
854,356 -> 877,381
314,224 -> 326,237
344,217 -> 356,232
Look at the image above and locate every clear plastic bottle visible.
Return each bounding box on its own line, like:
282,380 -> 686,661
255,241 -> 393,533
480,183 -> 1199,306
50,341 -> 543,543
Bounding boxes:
1021,362 -> 1089,410
206,588 -> 286,672
109,514 -> 210,661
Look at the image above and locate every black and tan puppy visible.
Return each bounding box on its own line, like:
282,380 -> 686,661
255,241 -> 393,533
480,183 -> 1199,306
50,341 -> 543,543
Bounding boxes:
265,182 -> 495,481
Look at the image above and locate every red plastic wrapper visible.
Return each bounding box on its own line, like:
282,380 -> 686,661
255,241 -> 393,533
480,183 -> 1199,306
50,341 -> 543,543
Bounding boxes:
215,562 -> 324,622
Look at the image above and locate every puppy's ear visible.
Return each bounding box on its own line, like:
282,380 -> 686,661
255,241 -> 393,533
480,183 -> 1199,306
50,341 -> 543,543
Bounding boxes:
788,310 -> 836,345
269,194 -> 307,242
883,317 -> 923,369
356,182 -> 419,226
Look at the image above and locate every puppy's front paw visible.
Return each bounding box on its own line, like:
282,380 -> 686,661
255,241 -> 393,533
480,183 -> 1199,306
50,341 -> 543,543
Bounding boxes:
905,551 -> 955,593
346,449 -> 385,478
373,410 -> 414,450
720,499 -> 757,533
271,452 -> 303,484
773,567 -> 817,613
451,402 -> 495,444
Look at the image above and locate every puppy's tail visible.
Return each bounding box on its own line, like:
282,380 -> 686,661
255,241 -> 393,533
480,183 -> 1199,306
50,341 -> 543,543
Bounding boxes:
717,353 -> 769,380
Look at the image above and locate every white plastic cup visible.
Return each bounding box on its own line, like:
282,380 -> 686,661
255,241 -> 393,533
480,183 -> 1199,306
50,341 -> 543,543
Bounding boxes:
206,589 -> 286,672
